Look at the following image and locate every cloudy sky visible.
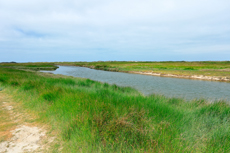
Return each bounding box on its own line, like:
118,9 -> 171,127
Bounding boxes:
0,0 -> 230,62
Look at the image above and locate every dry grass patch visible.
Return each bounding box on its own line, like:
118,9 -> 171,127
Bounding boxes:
0,92 -> 18,142
0,91 -> 58,152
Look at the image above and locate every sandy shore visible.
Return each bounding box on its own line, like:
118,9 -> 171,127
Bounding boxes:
128,71 -> 230,82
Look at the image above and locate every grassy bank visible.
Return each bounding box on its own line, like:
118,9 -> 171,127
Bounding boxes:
0,62 -> 58,71
55,61 -> 230,81
1,67 -> 230,152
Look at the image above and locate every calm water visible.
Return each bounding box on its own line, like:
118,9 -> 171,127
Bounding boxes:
42,66 -> 230,102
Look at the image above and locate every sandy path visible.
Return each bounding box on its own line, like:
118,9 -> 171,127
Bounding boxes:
0,93 -> 52,153
0,125 -> 45,153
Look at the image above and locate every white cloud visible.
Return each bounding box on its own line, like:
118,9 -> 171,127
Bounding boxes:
0,0 -> 230,62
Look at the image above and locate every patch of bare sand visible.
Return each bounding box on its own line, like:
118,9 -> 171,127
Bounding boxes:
0,92 -> 55,153
129,71 -> 230,82
0,125 -> 45,153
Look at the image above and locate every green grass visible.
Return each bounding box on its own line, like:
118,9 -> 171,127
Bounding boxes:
55,61 -> 230,79
1,67 -> 230,152
0,62 -> 58,71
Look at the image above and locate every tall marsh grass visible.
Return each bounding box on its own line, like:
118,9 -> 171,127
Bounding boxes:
0,67 -> 230,152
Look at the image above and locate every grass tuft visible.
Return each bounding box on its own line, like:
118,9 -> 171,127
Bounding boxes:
77,79 -> 95,87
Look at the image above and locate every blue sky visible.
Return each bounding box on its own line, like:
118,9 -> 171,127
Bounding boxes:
0,0 -> 230,62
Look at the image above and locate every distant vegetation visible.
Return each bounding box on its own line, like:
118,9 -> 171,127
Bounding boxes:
1,64 -> 230,152
55,61 -> 230,79
0,62 -> 58,71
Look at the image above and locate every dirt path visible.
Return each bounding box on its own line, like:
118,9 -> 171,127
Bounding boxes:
0,92 -> 53,153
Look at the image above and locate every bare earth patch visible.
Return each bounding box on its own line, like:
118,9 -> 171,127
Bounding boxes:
129,71 -> 230,82
0,125 -> 45,153
0,92 -> 54,153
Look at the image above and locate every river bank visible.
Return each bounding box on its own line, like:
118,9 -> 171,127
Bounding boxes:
128,71 -> 230,82
42,65 -> 230,102
55,61 -> 230,83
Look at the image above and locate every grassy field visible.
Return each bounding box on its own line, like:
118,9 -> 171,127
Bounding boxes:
55,61 -> 230,79
1,65 -> 230,152
0,62 -> 58,71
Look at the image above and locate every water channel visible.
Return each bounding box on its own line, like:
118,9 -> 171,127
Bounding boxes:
42,66 -> 230,102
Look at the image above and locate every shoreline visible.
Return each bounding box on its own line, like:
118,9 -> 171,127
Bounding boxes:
57,64 -> 230,82
127,71 -> 230,82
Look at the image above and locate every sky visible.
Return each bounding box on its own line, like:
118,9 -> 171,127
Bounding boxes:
0,0 -> 230,62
